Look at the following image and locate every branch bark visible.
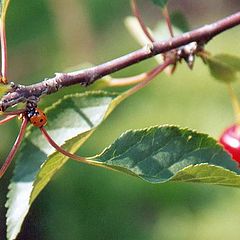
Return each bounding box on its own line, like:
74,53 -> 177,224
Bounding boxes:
0,11 -> 240,111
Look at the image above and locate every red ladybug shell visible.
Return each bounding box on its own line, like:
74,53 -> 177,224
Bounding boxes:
28,108 -> 47,127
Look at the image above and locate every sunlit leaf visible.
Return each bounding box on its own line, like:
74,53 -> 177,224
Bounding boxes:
171,164 -> 240,187
6,91 -> 125,240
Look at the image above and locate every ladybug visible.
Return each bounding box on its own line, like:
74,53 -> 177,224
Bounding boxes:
27,108 -> 47,128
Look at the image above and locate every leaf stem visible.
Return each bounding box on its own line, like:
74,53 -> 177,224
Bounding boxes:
3,109 -> 26,115
227,83 -> 240,124
0,17 -> 8,83
40,127 -> 88,164
108,57 -> 174,88
162,6 -> 174,38
123,57 -> 174,97
131,0 -> 155,42
40,127 -> 123,171
0,114 -> 16,125
0,117 -> 28,178
108,73 -> 147,87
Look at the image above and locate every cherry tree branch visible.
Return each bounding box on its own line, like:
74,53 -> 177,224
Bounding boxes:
0,11 -> 240,111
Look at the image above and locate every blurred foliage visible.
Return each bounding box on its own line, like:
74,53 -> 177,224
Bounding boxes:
1,0 -> 240,239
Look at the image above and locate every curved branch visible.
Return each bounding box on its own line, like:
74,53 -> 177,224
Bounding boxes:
0,11 -> 240,111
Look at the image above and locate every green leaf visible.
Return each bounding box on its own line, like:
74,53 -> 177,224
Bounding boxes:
171,164 -> 240,187
152,0 -> 169,8
211,54 -> 240,72
170,11 -> 189,33
0,83 -> 10,98
90,126 -> 240,184
206,55 -> 238,83
6,91 -> 125,240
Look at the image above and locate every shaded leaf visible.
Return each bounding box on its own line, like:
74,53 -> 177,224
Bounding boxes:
211,54 -> 240,72
170,11 -> 189,32
152,0 -> 169,8
6,91 -> 124,240
206,55 -> 238,83
90,126 -> 240,185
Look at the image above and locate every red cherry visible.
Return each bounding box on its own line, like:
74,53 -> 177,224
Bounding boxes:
219,124 -> 240,165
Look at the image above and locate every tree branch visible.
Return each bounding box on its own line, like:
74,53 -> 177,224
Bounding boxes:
0,11 -> 240,111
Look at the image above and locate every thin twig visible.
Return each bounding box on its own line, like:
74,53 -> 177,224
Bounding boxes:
123,57 -> 174,98
0,114 -> 16,124
162,6 -> 174,38
3,109 -> 26,115
109,56 -> 173,88
131,0 -> 155,42
0,117 -> 28,178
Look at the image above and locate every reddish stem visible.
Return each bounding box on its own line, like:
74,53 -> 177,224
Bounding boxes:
0,18 -> 7,83
40,127 -> 87,163
131,0 -> 155,42
162,6 -> 174,38
0,114 -> 16,125
124,57 -> 174,97
0,117 -> 28,178
3,109 -> 26,116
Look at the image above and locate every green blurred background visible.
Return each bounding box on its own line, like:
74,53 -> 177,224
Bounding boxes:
1,0 -> 240,239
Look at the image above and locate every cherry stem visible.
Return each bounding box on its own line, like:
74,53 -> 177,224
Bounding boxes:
131,0 -> 155,42
227,83 -> 240,124
0,116 -> 28,178
40,127 -> 88,164
0,17 -> 8,83
162,6 -> 174,38
0,114 -> 17,125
